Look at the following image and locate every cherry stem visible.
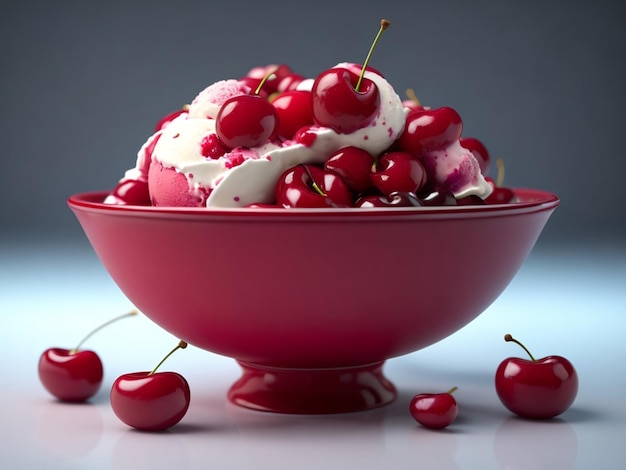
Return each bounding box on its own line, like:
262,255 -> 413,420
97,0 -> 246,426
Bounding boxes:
355,18 -> 390,92
496,158 -> 505,187
71,310 -> 138,353
254,67 -> 279,95
300,164 -> 327,197
149,340 -> 188,375
446,386 -> 459,395
405,88 -> 422,107
504,334 -> 536,362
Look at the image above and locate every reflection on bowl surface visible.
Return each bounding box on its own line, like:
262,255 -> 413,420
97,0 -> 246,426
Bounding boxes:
69,188 -> 558,413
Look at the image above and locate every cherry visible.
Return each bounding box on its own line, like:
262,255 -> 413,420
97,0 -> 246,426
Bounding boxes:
370,151 -> 428,197
460,137 -> 490,176
275,164 -> 353,208
416,185 -> 458,206
311,19 -> 390,133
402,88 -> 427,112
216,71 -> 279,149
495,334 -> 578,420
456,194 -> 486,206
398,107 -> 463,157
38,311 -> 137,402
410,386 -> 459,430
154,106 -> 188,132
270,90 -> 314,140
276,72 -> 306,93
355,191 -> 422,208
107,179 -> 151,206
111,340 -> 191,432
245,63 -> 294,94
324,146 -> 375,193
485,159 -> 515,204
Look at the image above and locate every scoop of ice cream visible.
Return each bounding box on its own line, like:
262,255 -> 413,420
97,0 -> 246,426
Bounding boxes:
187,80 -> 251,120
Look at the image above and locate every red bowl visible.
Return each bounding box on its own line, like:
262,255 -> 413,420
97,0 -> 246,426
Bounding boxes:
68,189 -> 558,414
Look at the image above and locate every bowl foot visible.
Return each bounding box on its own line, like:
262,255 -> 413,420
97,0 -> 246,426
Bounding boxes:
227,360 -> 397,414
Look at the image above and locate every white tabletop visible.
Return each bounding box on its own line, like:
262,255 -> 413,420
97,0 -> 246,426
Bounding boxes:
1,239 -> 624,469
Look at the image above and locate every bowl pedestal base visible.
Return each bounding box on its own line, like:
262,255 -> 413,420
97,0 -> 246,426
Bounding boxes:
227,361 -> 397,414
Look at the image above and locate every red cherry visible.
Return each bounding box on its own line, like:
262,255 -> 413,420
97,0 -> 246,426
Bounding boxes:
485,185 -> 515,204
409,386 -> 459,430
216,94 -> 278,149
355,191 -> 422,208
311,68 -> 380,134
107,179 -> 151,206
402,88 -> 427,112
311,19 -> 389,134
275,164 -> 353,208
324,146 -> 375,193
370,151 -> 428,197
38,311 -> 137,402
38,349 -> 103,402
416,184 -> 458,206
246,64 -> 293,94
484,159 -> 515,204
154,107 -> 188,132
398,107 -> 463,156
495,334 -> 578,419
276,72 -> 306,92
460,137 -> 490,176
270,90 -> 314,140
111,340 -> 190,431
237,77 -> 269,99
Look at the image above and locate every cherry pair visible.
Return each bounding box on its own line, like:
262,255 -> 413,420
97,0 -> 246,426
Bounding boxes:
38,312 -> 190,431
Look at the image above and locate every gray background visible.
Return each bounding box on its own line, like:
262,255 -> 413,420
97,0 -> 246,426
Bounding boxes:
1,0 -> 625,246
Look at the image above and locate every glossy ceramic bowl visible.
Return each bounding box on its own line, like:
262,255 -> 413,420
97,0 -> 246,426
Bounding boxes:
69,189 -> 558,414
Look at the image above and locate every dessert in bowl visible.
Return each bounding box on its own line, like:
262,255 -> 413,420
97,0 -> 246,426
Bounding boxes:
68,25 -> 558,413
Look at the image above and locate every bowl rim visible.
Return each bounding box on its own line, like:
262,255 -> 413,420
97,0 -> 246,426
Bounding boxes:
68,188 -> 559,220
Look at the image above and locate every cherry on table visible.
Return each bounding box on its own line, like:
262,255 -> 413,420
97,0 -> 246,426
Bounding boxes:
110,340 -> 191,432
495,334 -> 578,419
409,386 -> 459,430
38,310 -> 137,402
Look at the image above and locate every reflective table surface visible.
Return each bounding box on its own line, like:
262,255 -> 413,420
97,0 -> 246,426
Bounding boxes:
1,238 -> 624,470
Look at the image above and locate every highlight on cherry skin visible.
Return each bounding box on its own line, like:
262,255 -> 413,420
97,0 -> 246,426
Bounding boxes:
409,386 -> 459,430
110,340 -> 191,432
38,310 -> 138,402
495,334 -> 578,419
